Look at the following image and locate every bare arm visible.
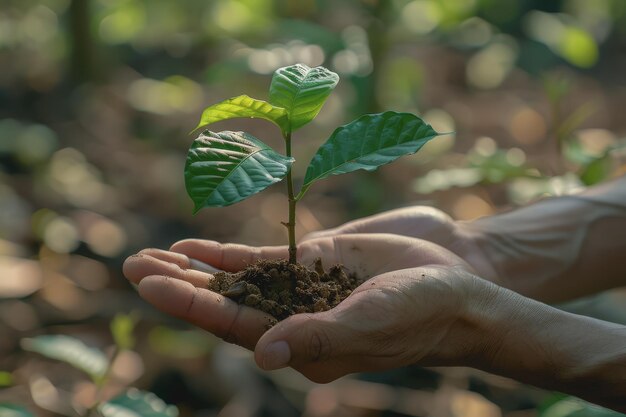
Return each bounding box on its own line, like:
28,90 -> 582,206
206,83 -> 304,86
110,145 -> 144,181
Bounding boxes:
464,176 -> 626,302
125,236 -> 626,412
459,277 -> 626,411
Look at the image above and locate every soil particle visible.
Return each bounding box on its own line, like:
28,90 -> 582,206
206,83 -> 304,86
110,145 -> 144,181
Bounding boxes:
208,259 -> 360,321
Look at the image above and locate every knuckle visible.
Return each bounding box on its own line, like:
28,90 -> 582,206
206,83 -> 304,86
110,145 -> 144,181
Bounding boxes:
185,287 -> 199,316
222,303 -> 242,346
137,248 -> 157,256
307,326 -> 332,362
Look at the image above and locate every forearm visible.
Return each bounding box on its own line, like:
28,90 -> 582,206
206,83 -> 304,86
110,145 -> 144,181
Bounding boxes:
465,176 -> 626,302
463,279 -> 626,412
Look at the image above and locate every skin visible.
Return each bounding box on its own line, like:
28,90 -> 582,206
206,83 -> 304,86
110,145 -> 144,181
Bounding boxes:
123,177 -> 626,412
124,235 -> 475,381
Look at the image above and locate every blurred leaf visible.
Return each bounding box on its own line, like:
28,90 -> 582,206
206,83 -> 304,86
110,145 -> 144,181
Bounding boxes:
99,389 -> 178,417
413,167 -> 483,194
470,151 -> 534,183
269,64 -> 339,130
111,312 -> 139,350
559,26 -> 599,68
540,397 -> 625,417
557,101 -> 598,143
302,112 -> 440,189
185,131 -> 293,211
0,404 -> 35,417
580,155 -> 612,186
194,95 -> 288,133
543,74 -> 571,104
149,326 -> 217,359
0,371 -> 12,387
564,139 -> 596,165
21,335 -> 108,380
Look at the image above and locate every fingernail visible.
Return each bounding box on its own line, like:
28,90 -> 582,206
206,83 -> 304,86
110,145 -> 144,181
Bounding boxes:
262,341 -> 290,370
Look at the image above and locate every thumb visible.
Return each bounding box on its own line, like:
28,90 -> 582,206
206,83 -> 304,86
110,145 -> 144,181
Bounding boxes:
254,312 -> 349,371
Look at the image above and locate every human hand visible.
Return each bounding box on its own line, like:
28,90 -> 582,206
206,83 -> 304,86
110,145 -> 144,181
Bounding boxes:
303,206 -> 497,281
123,234 -> 485,382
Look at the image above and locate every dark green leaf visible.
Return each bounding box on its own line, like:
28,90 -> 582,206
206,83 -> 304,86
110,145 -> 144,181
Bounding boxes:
0,404 -> 35,417
194,95 -> 288,133
111,312 -> 139,350
99,389 -> 178,417
269,64 -> 339,130
580,155 -> 612,186
302,112 -> 440,188
21,335 -> 108,379
185,131 -> 293,211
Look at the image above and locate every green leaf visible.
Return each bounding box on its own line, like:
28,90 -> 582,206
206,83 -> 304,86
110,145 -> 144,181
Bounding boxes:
185,131 -> 293,211
0,371 -> 13,387
0,404 -> 35,417
269,64 -> 339,130
539,397 -> 625,417
21,335 -> 108,379
580,155 -> 612,186
111,312 -> 139,350
99,389 -> 178,417
302,111 -> 440,189
194,95 -> 288,133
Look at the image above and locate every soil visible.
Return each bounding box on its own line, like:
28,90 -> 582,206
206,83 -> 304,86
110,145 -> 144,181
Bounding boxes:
208,259 -> 360,321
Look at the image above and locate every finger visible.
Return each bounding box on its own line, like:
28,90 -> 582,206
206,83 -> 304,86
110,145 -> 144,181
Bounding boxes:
138,276 -> 275,350
135,248 -> 221,273
170,239 -> 287,272
123,254 -> 214,287
302,207 -> 454,241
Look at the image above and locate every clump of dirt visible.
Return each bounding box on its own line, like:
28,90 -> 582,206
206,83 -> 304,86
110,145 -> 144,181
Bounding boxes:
208,259 -> 359,321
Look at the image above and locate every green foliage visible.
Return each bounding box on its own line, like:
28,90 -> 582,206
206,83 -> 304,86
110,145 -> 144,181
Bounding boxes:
269,64 -> 339,131
302,111 -> 440,189
0,372 -> 12,387
99,389 -> 178,417
0,404 -> 35,417
539,397 -> 626,417
148,326 -> 217,359
185,130 -> 294,211
111,312 -> 139,350
20,335 -> 108,380
187,65 -> 440,210
186,64 -> 441,262
194,95 -> 288,133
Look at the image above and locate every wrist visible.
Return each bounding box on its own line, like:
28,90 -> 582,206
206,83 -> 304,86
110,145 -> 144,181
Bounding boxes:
459,277 -> 626,410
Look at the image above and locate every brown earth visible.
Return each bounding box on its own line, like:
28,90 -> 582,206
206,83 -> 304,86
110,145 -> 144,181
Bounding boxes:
208,259 -> 360,321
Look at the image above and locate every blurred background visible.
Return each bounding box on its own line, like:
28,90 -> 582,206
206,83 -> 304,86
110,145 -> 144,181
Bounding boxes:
1,0 -> 626,415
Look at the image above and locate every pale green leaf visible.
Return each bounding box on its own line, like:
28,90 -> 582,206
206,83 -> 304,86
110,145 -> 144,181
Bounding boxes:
21,335 -> 108,379
194,95 -> 288,133
111,312 -> 138,350
302,112 -> 440,189
0,371 -> 13,387
269,64 -> 339,130
185,130 -> 293,211
99,389 -> 178,417
540,397 -> 625,417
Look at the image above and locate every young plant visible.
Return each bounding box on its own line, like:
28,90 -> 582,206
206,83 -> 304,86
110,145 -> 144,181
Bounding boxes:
13,313 -> 178,417
186,63 -> 441,264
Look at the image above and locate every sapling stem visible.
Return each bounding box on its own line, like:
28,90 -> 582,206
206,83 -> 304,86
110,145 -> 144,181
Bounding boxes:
283,130 -> 298,264
83,345 -> 121,417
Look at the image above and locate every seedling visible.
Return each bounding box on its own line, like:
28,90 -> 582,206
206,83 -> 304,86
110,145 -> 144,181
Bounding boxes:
186,63 -> 441,264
